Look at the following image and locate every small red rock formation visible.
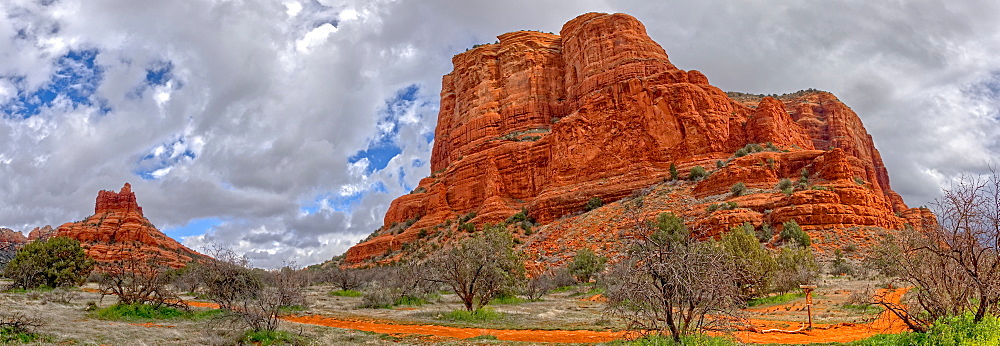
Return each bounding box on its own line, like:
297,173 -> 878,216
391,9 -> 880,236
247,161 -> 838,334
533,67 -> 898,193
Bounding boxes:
26,225 -> 55,241
344,13 -> 930,264
0,227 -> 27,246
54,183 -> 205,268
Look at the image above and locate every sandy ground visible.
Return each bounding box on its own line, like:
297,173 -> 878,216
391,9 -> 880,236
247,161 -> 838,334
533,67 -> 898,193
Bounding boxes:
0,276 -> 902,345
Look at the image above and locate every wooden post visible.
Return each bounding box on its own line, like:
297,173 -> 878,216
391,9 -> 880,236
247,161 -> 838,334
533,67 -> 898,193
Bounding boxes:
800,285 -> 817,330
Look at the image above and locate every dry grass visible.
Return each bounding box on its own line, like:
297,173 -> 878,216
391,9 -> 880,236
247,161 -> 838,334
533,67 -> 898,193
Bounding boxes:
0,274 -> 889,345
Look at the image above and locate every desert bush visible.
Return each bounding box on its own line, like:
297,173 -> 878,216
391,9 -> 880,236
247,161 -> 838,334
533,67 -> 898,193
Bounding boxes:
0,312 -> 43,343
568,248 -> 606,283
776,178 -> 793,193
867,168 -> 1000,331
240,330 -> 302,345
756,223 -> 773,243
585,196 -> 604,211
3,236 -> 94,289
196,246 -> 305,333
730,182 -> 746,197
429,226 -> 525,311
522,267 -> 572,300
669,163 -> 679,181
43,287 -> 79,304
828,249 -> 853,276
93,244 -> 185,309
360,263 -> 436,308
321,265 -> 361,291
853,312 -> 1000,345
779,220 -> 811,247
605,210 -> 741,342
169,264 -> 202,293
717,224 -> 776,299
771,246 -> 819,294
441,307 -> 504,323
688,166 -> 708,180
267,265 -> 309,308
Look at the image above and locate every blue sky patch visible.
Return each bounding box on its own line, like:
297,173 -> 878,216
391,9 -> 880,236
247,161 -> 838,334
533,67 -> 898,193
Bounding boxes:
164,217 -> 222,240
347,84 -> 424,174
0,49 -> 108,118
133,135 -> 199,180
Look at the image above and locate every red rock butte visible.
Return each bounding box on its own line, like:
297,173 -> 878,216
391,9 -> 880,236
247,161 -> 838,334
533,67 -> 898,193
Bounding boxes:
49,183 -> 206,268
344,12 -> 933,264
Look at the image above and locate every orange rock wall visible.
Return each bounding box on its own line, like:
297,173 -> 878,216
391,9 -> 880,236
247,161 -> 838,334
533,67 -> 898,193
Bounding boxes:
52,183 -> 206,268
344,12 -> 921,263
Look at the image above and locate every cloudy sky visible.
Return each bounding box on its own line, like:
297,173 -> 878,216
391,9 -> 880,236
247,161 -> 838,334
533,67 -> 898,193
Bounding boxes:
0,0 -> 997,267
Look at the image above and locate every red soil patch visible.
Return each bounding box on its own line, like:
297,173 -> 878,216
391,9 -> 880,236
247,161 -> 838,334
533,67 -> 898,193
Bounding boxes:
185,301 -> 220,309
177,288 -> 909,344
282,315 -> 628,343
731,287 -> 911,344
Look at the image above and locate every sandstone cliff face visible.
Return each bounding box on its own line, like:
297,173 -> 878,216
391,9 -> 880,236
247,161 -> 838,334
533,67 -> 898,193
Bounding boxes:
0,228 -> 27,245
345,13 -> 926,264
54,183 -> 204,268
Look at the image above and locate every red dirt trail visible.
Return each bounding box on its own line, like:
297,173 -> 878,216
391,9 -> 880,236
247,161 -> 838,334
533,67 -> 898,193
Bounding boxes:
180,287 -> 910,344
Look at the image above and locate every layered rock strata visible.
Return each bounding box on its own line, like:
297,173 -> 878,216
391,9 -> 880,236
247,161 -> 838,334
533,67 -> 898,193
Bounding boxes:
53,183 -> 204,268
345,12 -> 926,264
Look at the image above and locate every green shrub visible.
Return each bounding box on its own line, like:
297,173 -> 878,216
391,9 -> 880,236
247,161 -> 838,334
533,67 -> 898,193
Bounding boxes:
730,182 -> 746,197
852,312 -> 1000,345
441,307 -> 504,322
3,236 -> 94,289
459,223 -> 475,233
0,327 -> 40,344
756,223 -> 773,243
95,303 -> 185,320
734,148 -> 749,158
329,289 -> 363,297
780,220 -> 811,247
688,166 -> 708,180
669,163 -> 679,181
829,249 -> 853,276
585,196 -> 604,211
718,224 -> 776,299
489,294 -> 529,305
706,204 -> 719,213
568,248 -> 606,283
240,329 -> 301,345
776,178 -> 793,191
716,160 -> 726,169
93,303 -> 222,321
747,292 -> 804,307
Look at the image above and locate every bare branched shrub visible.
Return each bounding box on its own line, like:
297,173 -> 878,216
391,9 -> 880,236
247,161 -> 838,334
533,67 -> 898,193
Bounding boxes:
93,244 -> 185,309
522,266 -> 574,300
605,209 -> 741,342
322,265 -> 362,291
44,287 -> 79,304
0,312 -> 43,334
360,262 -> 436,308
169,264 -> 203,294
429,226 -> 525,311
197,246 -> 282,332
267,264 -> 309,308
771,245 -> 819,294
869,168 -> 1000,331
